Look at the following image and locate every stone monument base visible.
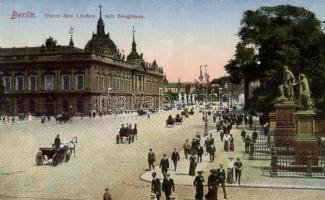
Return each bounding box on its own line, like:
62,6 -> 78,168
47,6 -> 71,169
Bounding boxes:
294,111 -> 319,165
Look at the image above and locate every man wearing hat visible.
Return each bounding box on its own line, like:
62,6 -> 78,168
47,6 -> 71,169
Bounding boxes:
54,134 -> 61,149
103,187 -> 112,200
148,148 -> 156,171
216,164 -> 228,199
151,172 -> 161,200
193,171 -> 205,200
234,158 -> 243,185
183,139 -> 191,159
159,154 -> 169,176
162,173 -> 175,200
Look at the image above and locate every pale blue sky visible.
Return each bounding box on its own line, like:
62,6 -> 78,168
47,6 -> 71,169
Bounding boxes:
1,0 -> 325,82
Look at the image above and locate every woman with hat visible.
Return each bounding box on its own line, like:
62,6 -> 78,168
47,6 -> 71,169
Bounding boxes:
205,169 -> 218,200
193,171 -> 205,200
189,155 -> 197,176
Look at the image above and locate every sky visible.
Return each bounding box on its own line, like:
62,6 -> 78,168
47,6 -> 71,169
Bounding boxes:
0,0 -> 325,82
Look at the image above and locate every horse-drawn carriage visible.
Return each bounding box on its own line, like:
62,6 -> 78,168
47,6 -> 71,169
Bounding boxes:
175,114 -> 183,125
189,108 -> 195,115
166,115 -> 175,127
35,136 -> 78,166
55,113 -> 72,124
116,125 -> 137,144
181,110 -> 189,118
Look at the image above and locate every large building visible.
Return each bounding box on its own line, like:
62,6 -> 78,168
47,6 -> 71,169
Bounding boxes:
0,8 -> 165,115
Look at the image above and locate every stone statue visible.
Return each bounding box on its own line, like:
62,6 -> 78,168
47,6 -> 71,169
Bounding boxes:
278,65 -> 297,101
298,74 -> 313,110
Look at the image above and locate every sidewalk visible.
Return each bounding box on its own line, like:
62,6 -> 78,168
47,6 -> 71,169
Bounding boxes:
140,123 -> 325,190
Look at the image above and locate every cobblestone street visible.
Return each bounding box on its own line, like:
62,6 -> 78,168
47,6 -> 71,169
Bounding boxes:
0,110 -> 324,199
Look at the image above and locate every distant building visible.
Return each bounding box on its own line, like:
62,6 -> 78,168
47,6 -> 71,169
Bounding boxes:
164,78 -> 196,95
0,7 -> 165,115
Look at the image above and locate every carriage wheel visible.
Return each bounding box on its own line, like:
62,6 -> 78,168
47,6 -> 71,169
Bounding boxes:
52,153 -> 60,166
35,152 -> 44,165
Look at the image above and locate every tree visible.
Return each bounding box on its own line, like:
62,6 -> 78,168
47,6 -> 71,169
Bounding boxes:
225,5 -> 325,115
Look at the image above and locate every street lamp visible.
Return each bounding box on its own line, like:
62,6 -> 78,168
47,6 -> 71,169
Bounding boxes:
159,88 -> 163,111
219,88 -> 223,108
199,64 -> 209,136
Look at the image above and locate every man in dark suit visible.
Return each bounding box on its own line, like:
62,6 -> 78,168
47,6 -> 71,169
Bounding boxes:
171,148 -> 180,171
148,148 -> 156,170
234,158 -> 243,185
162,173 -> 175,200
216,164 -> 228,199
160,154 -> 169,176
151,172 -> 161,200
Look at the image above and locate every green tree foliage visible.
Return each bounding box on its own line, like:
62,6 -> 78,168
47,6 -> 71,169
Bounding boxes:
225,5 -> 325,115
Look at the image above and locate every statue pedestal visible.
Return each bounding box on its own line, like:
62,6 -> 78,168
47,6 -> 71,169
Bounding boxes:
294,111 -> 319,165
274,102 -> 296,147
269,112 -> 276,130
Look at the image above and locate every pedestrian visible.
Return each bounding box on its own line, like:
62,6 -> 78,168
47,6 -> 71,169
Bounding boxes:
213,114 -> 216,123
220,130 -> 224,142
234,158 -> 243,185
193,171 -> 205,200
249,115 -> 253,128
224,135 -> 230,152
151,172 -> 161,200
244,135 -> 251,153
189,155 -> 197,176
227,158 -> 234,184
159,154 -> 169,176
147,112 -> 150,120
216,164 -> 228,199
171,148 -> 180,171
183,139 -> 191,159
11,116 -> 15,124
148,148 -> 156,170
204,137 -> 211,155
205,169 -> 218,200
103,188 -> 112,200
162,173 -> 175,200
209,144 -> 216,163
241,130 -> 246,142
252,128 -> 258,143
197,145 -> 204,163
229,134 -> 235,152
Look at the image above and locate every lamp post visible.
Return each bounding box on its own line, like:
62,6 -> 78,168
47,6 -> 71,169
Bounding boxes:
159,88 -> 163,111
199,64 -> 209,136
219,88 -> 223,109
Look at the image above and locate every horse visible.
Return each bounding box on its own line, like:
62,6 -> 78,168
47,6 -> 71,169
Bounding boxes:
63,136 -> 78,161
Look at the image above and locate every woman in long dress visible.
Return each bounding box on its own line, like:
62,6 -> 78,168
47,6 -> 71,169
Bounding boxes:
206,169 -> 218,200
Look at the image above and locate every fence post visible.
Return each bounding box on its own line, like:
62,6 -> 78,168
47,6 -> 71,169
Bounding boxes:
306,152 -> 312,177
249,141 -> 255,160
270,147 -> 278,176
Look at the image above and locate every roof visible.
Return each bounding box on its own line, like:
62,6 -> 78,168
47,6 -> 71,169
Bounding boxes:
0,46 -> 85,56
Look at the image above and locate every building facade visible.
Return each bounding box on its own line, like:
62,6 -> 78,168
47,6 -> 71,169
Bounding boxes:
0,8 -> 165,115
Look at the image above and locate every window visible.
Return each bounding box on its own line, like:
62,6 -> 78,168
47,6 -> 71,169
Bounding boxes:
101,76 -> 105,90
75,74 -> 84,90
95,75 -> 99,90
16,76 -> 24,90
62,75 -> 70,90
3,76 -> 11,91
29,76 -> 37,90
45,75 -> 53,90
